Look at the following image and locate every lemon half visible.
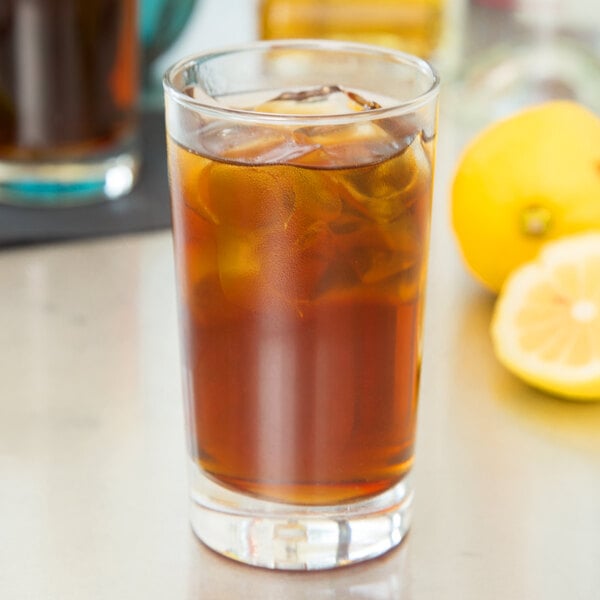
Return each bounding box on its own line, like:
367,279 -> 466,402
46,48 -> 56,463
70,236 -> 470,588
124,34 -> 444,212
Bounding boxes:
491,233 -> 600,401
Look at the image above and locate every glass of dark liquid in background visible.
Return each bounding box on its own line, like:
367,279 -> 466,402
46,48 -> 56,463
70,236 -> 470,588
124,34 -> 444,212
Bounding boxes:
164,40 -> 439,570
0,0 -> 140,205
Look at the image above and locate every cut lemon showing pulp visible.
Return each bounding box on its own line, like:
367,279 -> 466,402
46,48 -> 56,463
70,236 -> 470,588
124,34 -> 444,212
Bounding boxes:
491,233 -> 600,401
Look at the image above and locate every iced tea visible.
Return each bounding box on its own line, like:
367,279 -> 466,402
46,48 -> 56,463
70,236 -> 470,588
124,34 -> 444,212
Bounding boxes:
0,0 -> 140,206
168,88 -> 434,505
0,0 -> 138,186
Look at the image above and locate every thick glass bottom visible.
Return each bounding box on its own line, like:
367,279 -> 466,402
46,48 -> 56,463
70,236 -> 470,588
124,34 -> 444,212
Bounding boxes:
0,138 -> 140,206
188,464 -> 413,571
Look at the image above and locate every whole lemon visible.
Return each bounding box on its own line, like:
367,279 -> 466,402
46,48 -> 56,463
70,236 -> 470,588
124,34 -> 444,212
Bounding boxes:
452,101 -> 600,293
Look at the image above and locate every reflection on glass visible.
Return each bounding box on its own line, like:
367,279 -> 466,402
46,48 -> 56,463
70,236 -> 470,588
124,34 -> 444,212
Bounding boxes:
187,535 -> 411,599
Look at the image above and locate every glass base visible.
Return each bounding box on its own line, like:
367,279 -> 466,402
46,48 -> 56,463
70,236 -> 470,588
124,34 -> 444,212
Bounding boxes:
188,465 -> 413,571
0,138 -> 141,207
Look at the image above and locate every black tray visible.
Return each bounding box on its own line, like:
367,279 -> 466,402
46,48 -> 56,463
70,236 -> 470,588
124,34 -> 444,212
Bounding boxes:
0,111 -> 172,247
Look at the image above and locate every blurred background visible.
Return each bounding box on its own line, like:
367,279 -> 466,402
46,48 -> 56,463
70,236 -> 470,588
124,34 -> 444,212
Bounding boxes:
1,0 -> 599,239
153,0 -> 600,124
3,2 -> 600,597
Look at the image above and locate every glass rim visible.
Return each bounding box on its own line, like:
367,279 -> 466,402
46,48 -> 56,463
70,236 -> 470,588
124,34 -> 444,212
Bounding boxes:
163,39 -> 440,126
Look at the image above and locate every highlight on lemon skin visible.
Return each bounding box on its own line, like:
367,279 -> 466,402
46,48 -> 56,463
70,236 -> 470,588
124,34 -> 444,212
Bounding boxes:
451,100 -> 600,294
490,233 -> 600,401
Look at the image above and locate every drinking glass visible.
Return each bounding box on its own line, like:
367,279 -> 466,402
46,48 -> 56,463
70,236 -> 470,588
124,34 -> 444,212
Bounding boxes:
0,0 -> 140,206
164,40 -> 439,570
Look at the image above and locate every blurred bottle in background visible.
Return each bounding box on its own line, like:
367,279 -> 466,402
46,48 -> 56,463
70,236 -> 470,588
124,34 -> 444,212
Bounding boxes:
259,0 -> 466,78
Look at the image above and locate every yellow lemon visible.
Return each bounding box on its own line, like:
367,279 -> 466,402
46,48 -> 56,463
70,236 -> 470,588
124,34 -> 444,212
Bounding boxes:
452,101 -> 600,293
491,233 -> 600,401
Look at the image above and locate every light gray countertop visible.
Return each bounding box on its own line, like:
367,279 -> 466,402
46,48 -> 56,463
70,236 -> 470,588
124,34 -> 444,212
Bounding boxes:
2,0 -> 600,595
2,102 -> 600,599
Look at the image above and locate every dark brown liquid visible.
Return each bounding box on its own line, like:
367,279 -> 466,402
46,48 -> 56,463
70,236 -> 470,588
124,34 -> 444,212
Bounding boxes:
168,113 -> 433,505
0,0 -> 138,159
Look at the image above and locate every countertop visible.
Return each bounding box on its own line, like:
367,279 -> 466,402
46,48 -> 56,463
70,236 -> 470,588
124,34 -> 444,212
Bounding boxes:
2,102 -> 600,599
2,1 -> 600,598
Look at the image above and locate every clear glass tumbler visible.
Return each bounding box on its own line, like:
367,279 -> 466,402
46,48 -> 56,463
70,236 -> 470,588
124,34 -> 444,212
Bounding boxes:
164,40 -> 439,570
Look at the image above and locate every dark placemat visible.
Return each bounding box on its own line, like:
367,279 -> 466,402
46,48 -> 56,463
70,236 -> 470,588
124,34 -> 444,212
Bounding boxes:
0,111 -> 172,247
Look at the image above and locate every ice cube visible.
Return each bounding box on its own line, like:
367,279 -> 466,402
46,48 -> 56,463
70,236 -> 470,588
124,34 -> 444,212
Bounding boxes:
256,85 -> 381,115
182,237 -> 229,325
168,140 -> 216,225
291,170 -> 342,223
313,259 -> 361,299
248,86 -> 391,168
292,115 -> 394,164
376,114 -> 421,149
331,213 -> 423,290
356,234 -> 420,286
202,162 -> 295,230
264,218 -> 337,303
339,137 -> 430,223
217,228 -> 264,310
364,218 -> 426,302
217,219 -> 336,310
420,129 -> 436,168
197,120 -> 317,165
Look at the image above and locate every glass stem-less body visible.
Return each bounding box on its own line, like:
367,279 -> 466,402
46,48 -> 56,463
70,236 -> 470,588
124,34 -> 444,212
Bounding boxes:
165,41 -> 439,570
0,0 -> 140,204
